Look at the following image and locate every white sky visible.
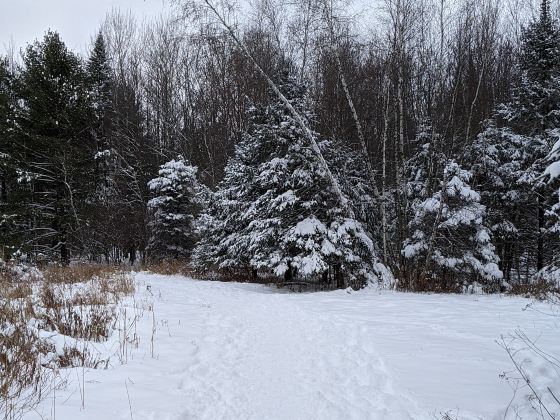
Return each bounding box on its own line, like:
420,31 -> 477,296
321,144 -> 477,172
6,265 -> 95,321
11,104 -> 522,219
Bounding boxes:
0,0 -> 170,54
0,0 -> 547,59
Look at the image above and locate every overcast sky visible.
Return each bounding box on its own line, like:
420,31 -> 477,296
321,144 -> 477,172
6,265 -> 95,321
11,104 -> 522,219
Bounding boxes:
0,0 -> 170,54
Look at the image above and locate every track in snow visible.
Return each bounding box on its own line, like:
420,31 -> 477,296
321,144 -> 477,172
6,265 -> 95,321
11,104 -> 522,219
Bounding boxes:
29,273 -> 560,420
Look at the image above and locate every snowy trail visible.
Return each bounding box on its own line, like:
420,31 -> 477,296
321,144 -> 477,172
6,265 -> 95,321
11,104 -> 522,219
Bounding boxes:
148,278 -> 417,419
30,274 -> 560,420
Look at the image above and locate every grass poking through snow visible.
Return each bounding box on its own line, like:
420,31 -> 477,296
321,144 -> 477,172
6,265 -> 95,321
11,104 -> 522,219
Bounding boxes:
0,263 -> 137,420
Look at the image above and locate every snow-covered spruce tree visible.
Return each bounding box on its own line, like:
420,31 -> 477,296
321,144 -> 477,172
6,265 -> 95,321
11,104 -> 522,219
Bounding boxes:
192,144 -> 256,273
323,140 -> 378,243
193,73 -> 376,288
403,161 -> 503,291
404,123 -> 448,216
147,157 -> 208,262
400,124 -> 447,287
465,122 -> 529,284
466,0 -> 560,282
542,130 -> 560,283
322,141 -> 395,286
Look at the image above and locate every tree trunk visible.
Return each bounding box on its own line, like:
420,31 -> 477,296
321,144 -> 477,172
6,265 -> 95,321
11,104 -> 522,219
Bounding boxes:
334,263 -> 344,289
60,231 -> 69,266
284,262 -> 293,283
537,198 -> 544,272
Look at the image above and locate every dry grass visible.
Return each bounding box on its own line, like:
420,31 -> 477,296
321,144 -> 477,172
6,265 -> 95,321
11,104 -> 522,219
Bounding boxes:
42,263 -> 130,285
38,284 -> 117,342
0,263 -> 42,284
0,298 -> 55,420
509,279 -> 560,300
144,260 -> 196,277
146,261 -> 280,285
0,263 -> 136,419
98,272 -> 135,299
0,282 -> 32,300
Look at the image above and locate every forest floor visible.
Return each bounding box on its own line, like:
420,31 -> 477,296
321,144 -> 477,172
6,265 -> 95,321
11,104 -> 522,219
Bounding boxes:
25,273 -> 560,420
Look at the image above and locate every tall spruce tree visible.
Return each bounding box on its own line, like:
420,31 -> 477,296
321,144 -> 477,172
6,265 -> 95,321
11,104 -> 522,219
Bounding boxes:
466,123 -> 528,284
0,57 -> 26,260
87,29 -> 155,263
194,73 -> 376,288
401,124 -> 446,287
192,143 -> 256,273
543,130 -> 560,282
467,0 -> 560,282
17,31 -> 93,263
87,32 -> 114,199
84,32 -> 120,259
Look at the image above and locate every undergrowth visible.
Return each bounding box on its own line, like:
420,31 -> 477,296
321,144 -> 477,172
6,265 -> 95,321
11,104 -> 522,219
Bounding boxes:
0,263 -> 136,420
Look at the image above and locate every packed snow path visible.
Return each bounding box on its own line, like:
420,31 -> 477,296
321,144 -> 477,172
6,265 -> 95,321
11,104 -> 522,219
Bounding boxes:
36,273 -> 560,420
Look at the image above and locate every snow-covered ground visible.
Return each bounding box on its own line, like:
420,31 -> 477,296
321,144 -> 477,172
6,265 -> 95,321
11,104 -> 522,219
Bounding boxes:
27,273 -> 560,420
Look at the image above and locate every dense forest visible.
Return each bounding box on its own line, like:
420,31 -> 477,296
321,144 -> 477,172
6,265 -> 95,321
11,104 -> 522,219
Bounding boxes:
1,0 -> 560,292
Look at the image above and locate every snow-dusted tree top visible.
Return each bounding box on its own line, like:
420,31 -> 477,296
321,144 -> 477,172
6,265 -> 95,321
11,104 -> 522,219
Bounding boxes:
148,158 -> 201,202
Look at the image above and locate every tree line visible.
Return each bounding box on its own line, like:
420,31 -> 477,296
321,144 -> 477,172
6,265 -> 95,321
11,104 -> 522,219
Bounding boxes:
1,0 -> 559,291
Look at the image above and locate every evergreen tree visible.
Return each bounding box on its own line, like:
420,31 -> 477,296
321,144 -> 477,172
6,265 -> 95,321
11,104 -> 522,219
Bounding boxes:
110,77 -> 155,264
466,123 -> 528,283
87,32 -> 114,200
83,32 -> 120,259
192,146 -> 256,273
85,29 -> 154,263
400,124 -> 447,286
0,57 -> 26,260
87,33 -> 112,120
147,157 -> 207,261
403,161 -> 503,291
404,124 -> 447,209
323,139 -> 380,255
16,31 -> 93,263
519,0 -> 560,92
467,0 -> 560,282
543,130 -> 560,282
194,74 -> 376,288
